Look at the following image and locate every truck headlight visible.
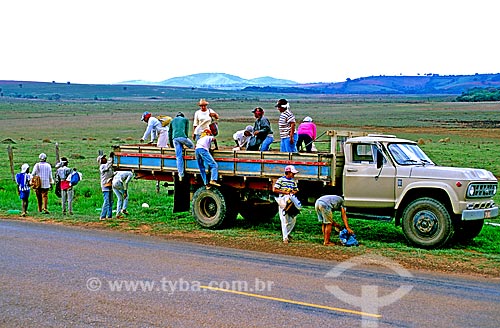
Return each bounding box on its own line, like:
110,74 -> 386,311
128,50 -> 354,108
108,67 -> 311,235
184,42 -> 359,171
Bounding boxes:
467,185 -> 475,197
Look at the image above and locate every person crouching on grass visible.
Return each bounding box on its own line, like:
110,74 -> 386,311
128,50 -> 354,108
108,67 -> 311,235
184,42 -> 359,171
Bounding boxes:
273,165 -> 301,244
195,129 -> 221,188
315,195 -> 354,246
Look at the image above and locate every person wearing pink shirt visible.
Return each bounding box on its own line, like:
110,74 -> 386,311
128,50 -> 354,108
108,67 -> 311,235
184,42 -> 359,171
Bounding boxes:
297,116 -> 317,152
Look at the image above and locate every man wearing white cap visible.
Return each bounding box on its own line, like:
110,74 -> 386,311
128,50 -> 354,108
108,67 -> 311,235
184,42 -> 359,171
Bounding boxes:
273,165 -> 302,243
31,153 -> 54,214
232,125 -> 254,150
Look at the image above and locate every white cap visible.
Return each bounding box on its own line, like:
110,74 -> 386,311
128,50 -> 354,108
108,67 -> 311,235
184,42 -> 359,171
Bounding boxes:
245,125 -> 254,132
284,165 -> 299,174
39,153 -> 47,161
21,163 -> 29,173
303,116 -> 313,122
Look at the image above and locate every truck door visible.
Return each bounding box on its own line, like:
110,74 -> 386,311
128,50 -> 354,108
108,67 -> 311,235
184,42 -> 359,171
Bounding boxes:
343,143 -> 396,208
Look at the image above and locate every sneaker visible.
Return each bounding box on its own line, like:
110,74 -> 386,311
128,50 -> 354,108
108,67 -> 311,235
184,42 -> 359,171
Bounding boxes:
178,175 -> 183,182
121,210 -> 129,215
21,212 -> 26,217
283,239 -> 289,244
209,180 -> 221,187
116,214 -> 124,219
99,217 -> 106,221
43,210 -> 50,214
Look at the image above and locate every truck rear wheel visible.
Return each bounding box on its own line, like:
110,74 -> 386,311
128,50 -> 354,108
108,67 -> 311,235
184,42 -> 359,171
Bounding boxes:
192,187 -> 231,229
401,197 -> 454,248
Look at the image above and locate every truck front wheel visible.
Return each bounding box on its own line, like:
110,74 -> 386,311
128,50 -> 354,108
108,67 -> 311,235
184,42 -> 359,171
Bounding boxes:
401,198 -> 454,248
192,187 -> 230,229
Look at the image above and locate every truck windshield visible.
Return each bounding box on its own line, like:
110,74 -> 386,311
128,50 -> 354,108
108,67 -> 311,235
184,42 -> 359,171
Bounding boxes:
388,143 -> 434,165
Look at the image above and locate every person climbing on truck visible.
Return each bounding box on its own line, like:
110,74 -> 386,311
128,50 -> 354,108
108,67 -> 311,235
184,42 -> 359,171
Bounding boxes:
315,195 -> 354,246
195,129 -> 221,188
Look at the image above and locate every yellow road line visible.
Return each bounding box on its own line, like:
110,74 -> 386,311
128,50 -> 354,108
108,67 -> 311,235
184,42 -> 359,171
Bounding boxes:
200,285 -> 382,319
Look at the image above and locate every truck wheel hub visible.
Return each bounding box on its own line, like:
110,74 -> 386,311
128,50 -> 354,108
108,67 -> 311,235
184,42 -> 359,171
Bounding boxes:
413,211 -> 437,235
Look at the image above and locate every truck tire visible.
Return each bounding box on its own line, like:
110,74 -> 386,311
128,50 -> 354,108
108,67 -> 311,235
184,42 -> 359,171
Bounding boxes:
239,201 -> 279,222
401,197 -> 454,248
453,219 -> 484,243
192,187 -> 230,229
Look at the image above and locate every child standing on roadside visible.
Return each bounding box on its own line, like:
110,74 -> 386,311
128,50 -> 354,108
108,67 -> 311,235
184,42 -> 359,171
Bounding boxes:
15,163 -> 31,217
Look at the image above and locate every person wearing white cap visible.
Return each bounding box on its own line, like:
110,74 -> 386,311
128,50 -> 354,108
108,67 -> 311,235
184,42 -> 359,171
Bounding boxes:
31,153 -> 54,214
273,165 -> 302,244
275,98 -> 298,153
297,116 -> 317,152
232,125 -> 254,150
15,163 -> 32,216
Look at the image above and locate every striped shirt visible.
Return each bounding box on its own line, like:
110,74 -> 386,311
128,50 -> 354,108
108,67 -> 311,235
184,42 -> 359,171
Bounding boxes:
278,109 -> 296,139
274,176 -> 298,194
31,161 -> 53,189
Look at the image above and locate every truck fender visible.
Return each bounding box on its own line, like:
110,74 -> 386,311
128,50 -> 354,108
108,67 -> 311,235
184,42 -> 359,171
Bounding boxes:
395,181 -> 460,215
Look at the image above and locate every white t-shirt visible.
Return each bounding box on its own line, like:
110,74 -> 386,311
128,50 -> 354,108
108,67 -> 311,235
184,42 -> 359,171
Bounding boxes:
193,109 -> 213,135
195,135 -> 214,151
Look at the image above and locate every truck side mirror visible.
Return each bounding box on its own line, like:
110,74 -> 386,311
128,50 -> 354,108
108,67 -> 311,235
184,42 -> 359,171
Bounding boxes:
376,149 -> 384,169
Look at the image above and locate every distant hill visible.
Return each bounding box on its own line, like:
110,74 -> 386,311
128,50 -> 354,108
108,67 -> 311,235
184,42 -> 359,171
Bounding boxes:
2,73 -> 500,101
122,73 -> 298,90
121,72 -> 500,95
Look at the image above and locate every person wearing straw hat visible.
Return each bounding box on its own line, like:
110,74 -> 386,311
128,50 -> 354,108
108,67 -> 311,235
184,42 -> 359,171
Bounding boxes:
15,163 -> 32,217
193,99 -> 219,141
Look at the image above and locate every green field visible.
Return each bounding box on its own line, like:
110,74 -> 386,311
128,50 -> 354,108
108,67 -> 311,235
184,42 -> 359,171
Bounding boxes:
1,95 -> 499,276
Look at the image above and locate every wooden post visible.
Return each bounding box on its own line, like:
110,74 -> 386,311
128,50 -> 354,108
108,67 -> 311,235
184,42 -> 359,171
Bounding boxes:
7,145 -> 15,181
55,142 -> 60,164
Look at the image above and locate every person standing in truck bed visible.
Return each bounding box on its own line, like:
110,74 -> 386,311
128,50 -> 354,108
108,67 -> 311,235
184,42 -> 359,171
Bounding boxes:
275,98 -> 298,152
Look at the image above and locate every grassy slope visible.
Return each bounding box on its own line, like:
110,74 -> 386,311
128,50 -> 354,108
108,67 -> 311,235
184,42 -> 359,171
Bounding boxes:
1,96 -> 499,277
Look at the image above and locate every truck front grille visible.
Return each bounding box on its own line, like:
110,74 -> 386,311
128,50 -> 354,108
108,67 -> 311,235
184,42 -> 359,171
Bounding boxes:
467,183 -> 497,198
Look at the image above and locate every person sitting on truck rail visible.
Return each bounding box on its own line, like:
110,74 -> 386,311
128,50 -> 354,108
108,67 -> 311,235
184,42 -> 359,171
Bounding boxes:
315,195 -> 354,246
247,107 -> 274,151
195,129 -> 221,188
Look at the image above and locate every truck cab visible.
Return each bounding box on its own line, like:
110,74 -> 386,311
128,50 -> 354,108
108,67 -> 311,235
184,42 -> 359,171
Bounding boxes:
342,134 -> 498,248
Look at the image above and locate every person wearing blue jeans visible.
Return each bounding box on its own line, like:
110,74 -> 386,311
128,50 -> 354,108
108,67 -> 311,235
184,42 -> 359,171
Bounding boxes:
275,98 -> 298,153
98,153 -> 114,220
169,112 -> 195,181
195,129 -> 220,188
112,170 -> 133,218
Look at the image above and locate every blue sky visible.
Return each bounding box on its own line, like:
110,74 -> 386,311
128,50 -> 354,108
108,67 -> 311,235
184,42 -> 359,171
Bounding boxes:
1,0 -> 499,84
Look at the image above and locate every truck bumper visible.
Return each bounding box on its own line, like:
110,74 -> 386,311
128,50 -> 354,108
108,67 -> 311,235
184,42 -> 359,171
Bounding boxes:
461,206 -> 498,221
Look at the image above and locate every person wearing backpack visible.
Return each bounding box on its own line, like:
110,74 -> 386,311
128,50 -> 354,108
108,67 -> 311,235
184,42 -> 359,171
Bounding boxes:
15,163 -> 32,217
55,157 -> 73,215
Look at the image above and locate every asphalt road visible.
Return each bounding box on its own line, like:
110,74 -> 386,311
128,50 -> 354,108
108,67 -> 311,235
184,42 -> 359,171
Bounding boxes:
1,219 -> 499,328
